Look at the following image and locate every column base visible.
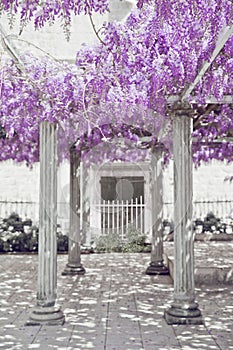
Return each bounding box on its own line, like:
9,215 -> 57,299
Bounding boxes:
145,262 -> 169,275
164,304 -> 203,325
62,263 -> 86,276
26,305 -> 65,326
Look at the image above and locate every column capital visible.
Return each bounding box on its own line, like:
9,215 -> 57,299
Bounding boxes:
172,101 -> 194,117
151,143 -> 164,154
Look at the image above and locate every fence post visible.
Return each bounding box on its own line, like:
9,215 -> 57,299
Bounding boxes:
27,121 -> 64,325
140,196 -> 143,234
146,146 -> 169,275
62,147 -> 85,275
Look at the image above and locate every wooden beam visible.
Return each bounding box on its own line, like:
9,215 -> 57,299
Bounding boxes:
0,24 -> 25,73
167,95 -> 233,105
181,25 -> 233,101
193,137 -> 233,145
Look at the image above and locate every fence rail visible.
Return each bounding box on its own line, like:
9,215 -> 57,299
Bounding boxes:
163,199 -> 233,221
1,199 -> 233,233
0,201 -> 39,222
0,201 -> 69,226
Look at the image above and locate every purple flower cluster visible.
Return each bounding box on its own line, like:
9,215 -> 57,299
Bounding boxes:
0,0 -> 232,166
0,0 -> 109,35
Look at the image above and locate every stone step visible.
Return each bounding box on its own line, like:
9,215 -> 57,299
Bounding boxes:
164,254 -> 233,285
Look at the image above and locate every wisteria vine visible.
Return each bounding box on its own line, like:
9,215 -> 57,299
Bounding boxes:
0,0 -> 109,39
0,0 -> 232,166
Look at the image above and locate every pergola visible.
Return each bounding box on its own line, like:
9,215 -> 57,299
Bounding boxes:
1,23 -> 233,326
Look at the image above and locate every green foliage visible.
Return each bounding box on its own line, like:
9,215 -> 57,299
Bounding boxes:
57,230 -> 68,252
193,212 -> 232,234
94,226 -> 150,253
121,226 -> 148,253
3,212 -> 24,232
0,213 -> 38,252
203,212 -> 221,232
95,233 -> 122,253
0,213 -> 68,253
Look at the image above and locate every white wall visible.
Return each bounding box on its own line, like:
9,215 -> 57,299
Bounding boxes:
163,160 -> 233,203
0,160 -> 70,226
0,160 -> 39,202
1,14 -> 107,62
0,159 -> 233,223
1,159 -> 232,204
0,0 -> 135,62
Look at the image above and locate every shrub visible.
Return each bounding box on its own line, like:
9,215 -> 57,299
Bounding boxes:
94,226 -> 149,253
122,226 -> 148,253
166,212 -> 233,235
0,213 -> 68,253
3,212 -> 24,232
95,233 -> 122,253
202,212 -> 221,232
57,231 -> 68,252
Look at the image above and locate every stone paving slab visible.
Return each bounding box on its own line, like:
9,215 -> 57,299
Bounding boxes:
0,247 -> 232,349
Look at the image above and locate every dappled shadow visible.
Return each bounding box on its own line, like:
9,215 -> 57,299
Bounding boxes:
0,252 -> 232,349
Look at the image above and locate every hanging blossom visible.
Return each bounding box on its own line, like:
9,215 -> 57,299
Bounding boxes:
193,105 -> 233,165
0,0 -> 233,166
75,0 -> 233,164
0,54 -> 86,164
0,53 -> 169,165
0,0 -> 109,39
0,0 -> 149,39
78,0 -> 233,103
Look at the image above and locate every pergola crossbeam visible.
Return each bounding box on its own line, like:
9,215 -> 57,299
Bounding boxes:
0,24 -> 25,73
181,24 -> 233,101
167,94 -> 233,105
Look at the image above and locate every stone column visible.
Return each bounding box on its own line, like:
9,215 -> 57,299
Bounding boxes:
146,146 -> 169,275
62,147 -> 85,275
27,122 -> 65,325
164,105 -> 202,325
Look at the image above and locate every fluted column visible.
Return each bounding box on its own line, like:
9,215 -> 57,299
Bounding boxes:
164,105 -> 202,325
62,147 -> 85,275
27,122 -> 65,325
146,146 -> 168,275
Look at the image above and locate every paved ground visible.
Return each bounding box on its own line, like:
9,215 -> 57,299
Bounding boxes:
0,242 -> 232,350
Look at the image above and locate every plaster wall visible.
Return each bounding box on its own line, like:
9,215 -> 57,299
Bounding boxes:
0,160 -> 232,224
163,160 -> 233,203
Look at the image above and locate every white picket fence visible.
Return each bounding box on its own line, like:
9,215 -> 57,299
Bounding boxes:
93,196 -> 145,239
0,201 -> 69,228
0,201 -> 40,222
163,199 -> 233,221
1,198 -> 233,236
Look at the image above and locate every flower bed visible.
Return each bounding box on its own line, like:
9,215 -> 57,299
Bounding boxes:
0,213 -> 68,253
163,212 -> 233,241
